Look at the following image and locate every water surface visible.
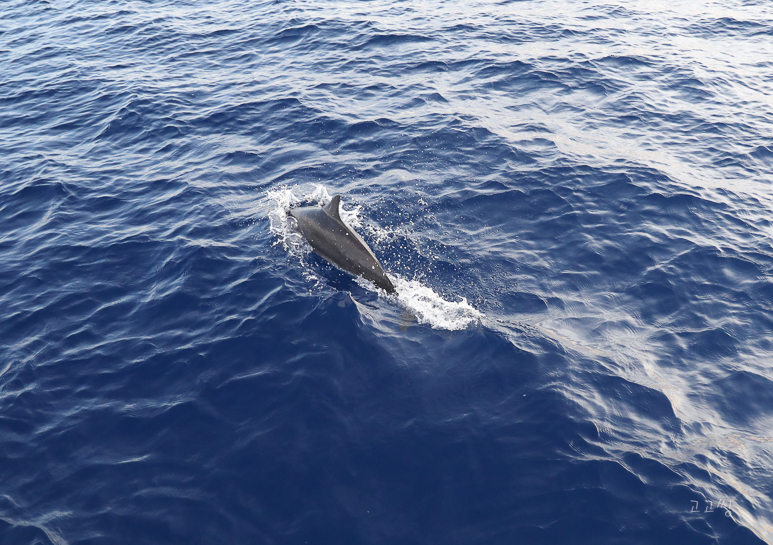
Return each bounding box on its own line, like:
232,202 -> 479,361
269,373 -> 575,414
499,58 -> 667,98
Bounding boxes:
2,0 -> 773,543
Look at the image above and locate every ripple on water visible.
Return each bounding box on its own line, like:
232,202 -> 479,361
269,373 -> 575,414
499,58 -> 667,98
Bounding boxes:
2,0 -> 773,543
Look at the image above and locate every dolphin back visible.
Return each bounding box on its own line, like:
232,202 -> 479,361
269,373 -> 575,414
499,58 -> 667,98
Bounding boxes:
290,196 -> 396,293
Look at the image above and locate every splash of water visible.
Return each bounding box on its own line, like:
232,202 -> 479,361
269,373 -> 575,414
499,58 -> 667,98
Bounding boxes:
388,276 -> 482,331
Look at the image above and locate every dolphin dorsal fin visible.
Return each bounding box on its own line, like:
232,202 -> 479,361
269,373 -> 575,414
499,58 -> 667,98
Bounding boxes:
324,195 -> 342,221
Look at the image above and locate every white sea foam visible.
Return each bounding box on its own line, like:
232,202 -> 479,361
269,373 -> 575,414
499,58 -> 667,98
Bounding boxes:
265,185 -> 301,251
267,184 -> 482,330
387,275 -> 482,331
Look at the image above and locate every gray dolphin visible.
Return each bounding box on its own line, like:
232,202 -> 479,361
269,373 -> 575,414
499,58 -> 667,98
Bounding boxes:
289,195 -> 396,293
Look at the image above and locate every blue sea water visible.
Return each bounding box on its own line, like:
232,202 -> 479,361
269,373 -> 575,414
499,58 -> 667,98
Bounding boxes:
2,0 -> 773,543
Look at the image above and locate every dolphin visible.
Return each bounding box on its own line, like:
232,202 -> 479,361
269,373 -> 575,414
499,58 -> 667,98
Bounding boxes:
289,195 -> 396,293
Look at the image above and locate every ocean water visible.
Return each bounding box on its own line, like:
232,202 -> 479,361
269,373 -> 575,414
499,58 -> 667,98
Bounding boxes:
2,0 -> 772,543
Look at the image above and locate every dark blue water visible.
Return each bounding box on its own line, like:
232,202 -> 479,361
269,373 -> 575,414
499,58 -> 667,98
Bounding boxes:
2,0 -> 773,543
